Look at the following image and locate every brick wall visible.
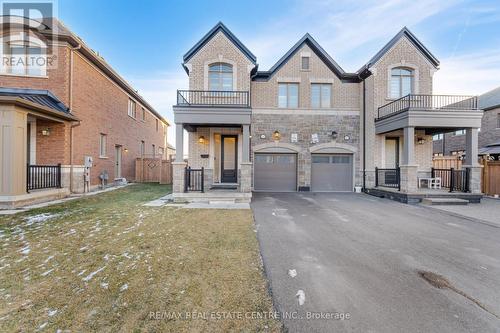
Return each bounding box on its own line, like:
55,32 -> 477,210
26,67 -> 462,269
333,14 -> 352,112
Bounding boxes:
35,119 -> 70,164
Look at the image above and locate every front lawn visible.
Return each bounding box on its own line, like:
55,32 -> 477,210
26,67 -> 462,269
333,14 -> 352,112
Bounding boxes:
0,184 -> 281,332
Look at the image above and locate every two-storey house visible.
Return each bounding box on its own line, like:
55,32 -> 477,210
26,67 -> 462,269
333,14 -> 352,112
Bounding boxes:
173,22 -> 483,204
0,16 -> 169,208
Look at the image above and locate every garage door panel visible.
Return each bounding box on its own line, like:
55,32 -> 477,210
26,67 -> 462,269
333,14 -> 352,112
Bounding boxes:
311,154 -> 353,192
254,153 -> 297,192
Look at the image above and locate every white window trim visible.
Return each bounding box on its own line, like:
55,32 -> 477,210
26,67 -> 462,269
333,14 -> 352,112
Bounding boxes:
1,34 -> 48,77
278,83 -> 299,108
204,58 -> 237,91
128,99 -> 137,119
99,134 -> 108,158
387,63 -> 419,99
310,83 -> 332,108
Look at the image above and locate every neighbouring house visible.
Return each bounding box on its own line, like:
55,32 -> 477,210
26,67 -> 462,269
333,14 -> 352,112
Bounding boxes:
0,16 -> 169,208
172,22 -> 483,203
433,86 -> 500,159
166,143 -> 176,161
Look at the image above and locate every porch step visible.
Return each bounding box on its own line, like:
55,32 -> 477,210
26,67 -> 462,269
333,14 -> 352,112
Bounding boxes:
421,198 -> 469,206
210,184 -> 238,190
209,199 -> 236,204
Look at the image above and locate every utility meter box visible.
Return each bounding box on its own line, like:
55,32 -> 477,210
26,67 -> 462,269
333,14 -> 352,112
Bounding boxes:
84,156 -> 93,168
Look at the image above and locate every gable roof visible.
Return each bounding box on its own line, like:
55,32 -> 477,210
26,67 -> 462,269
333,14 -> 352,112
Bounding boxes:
253,33 -> 360,82
182,22 -> 257,73
479,86 -> 500,110
359,27 -> 440,72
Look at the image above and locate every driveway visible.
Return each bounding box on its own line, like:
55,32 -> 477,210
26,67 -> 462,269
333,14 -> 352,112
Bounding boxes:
252,192 -> 500,333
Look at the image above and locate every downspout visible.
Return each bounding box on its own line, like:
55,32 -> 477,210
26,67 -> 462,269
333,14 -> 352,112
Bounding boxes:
362,79 -> 366,190
69,44 -> 82,193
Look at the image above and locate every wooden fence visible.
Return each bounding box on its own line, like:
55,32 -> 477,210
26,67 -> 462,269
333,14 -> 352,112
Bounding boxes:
135,158 -> 172,184
432,156 -> 462,170
481,160 -> 500,196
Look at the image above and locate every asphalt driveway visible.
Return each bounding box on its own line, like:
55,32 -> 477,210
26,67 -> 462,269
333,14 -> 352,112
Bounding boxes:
252,192 -> 500,333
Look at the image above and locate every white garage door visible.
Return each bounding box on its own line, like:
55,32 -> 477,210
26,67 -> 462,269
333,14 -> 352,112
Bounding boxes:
311,154 -> 353,192
254,153 -> 297,192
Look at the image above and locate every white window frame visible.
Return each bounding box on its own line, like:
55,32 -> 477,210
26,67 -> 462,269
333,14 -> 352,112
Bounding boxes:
432,133 -> 443,141
311,83 -> 332,108
2,37 -> 47,77
140,140 -> 145,157
208,62 -> 233,91
301,56 -> 310,71
387,64 -> 419,99
99,133 -> 107,158
128,99 -> 137,118
278,83 -> 299,108
454,129 -> 466,136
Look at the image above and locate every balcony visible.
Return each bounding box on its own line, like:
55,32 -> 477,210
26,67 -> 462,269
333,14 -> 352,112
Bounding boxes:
173,90 -> 251,130
375,94 -> 482,134
176,90 -> 250,108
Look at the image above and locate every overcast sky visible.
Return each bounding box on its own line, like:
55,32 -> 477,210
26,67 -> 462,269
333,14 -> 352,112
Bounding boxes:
59,0 -> 500,145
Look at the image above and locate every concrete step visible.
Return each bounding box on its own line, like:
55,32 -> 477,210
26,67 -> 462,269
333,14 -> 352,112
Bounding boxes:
210,184 -> 238,190
421,198 -> 469,206
209,199 -> 236,204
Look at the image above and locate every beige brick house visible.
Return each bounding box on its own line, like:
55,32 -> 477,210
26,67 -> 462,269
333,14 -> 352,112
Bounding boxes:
0,16 -> 168,208
173,22 -> 483,203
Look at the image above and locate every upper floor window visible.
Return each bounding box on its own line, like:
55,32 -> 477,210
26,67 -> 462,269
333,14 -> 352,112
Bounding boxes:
2,40 -> 46,76
152,144 -> 156,158
156,119 -> 159,132
141,107 -> 145,121
301,56 -> 310,70
311,83 -> 331,108
128,99 -> 136,118
208,63 -> 233,91
278,83 -> 299,108
390,67 -> 413,99
497,114 -> 500,128
432,133 -> 443,141
454,129 -> 466,136
140,140 -> 145,157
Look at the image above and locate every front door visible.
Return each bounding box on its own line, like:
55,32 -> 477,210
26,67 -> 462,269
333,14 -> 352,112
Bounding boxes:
115,145 -> 122,178
221,135 -> 237,183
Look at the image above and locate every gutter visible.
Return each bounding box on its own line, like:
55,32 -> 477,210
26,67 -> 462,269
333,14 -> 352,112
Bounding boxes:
69,43 -> 82,193
362,79 -> 366,190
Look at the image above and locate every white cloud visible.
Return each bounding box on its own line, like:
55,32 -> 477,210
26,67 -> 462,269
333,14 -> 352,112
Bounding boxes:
247,0 -> 459,71
434,49 -> 500,95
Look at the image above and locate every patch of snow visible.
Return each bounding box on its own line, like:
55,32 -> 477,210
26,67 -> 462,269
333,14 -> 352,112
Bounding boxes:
43,255 -> 54,263
296,290 -> 305,306
41,268 -> 54,277
37,322 -> 48,330
288,269 -> 297,278
20,245 -> 30,255
24,213 -> 59,226
79,246 -> 88,252
77,269 -> 87,276
100,282 -> 109,289
48,309 -> 58,317
120,283 -> 128,292
82,266 -> 106,282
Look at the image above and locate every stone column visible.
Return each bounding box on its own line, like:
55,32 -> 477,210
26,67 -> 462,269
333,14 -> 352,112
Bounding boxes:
242,125 -> 250,163
464,127 -> 481,193
0,106 -> 27,196
400,126 -> 418,193
240,162 -> 252,193
172,161 -> 187,195
175,123 -> 184,162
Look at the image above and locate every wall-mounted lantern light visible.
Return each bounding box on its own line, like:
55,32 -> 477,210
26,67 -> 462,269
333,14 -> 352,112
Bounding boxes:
417,138 -> 426,145
330,131 -> 338,140
272,130 -> 281,141
124,148 -> 129,153
198,135 -> 205,144
41,127 -> 51,136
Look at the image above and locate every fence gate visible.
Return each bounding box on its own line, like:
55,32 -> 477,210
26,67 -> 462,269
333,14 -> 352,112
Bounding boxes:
481,160 -> 500,196
135,158 -> 172,184
432,156 -> 462,170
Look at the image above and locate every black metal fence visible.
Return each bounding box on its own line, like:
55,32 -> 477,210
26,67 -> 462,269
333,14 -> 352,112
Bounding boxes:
431,167 -> 470,193
375,167 -> 400,190
377,94 -> 478,119
184,167 -> 204,193
27,164 -> 62,192
177,90 -> 250,107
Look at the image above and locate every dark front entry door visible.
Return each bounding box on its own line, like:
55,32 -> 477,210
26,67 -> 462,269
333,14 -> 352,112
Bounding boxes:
221,135 -> 237,183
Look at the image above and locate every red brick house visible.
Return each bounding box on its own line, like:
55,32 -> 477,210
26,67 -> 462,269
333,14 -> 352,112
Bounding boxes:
0,16 -> 169,208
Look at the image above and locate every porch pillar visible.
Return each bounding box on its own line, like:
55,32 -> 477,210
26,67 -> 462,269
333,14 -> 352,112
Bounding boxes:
175,123 -> 184,162
400,126 -> 418,193
242,124 -> 250,162
464,127 -> 481,193
0,106 -> 28,197
403,126 -> 415,165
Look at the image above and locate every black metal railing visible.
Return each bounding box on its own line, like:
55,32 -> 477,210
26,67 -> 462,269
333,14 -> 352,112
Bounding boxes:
184,166 -> 204,192
375,167 -> 400,190
27,164 -> 62,192
176,90 -> 250,107
431,167 -> 470,193
377,94 -> 478,119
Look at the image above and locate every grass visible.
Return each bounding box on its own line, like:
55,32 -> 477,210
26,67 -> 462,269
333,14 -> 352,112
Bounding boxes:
0,184 -> 281,332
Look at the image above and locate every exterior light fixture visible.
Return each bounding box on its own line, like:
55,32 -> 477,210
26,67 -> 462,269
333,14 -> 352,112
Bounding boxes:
344,134 -> 350,141
417,138 -> 426,145
272,130 -> 281,141
260,134 -> 266,139
41,127 -> 51,136
198,136 -> 205,144
330,131 -> 338,140
124,148 -> 129,153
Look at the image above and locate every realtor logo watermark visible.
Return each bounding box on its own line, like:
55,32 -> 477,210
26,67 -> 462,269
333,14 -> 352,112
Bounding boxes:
149,310 -> 351,321
0,0 -> 58,75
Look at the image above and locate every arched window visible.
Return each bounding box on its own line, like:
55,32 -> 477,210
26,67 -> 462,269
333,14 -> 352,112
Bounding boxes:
390,67 -> 413,98
208,63 -> 233,91
1,36 -> 46,76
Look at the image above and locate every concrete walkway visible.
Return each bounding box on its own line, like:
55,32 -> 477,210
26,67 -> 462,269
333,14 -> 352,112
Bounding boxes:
426,197 -> 500,228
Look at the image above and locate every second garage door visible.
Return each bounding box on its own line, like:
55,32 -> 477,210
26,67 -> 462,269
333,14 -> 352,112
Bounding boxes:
254,153 -> 297,191
311,154 -> 353,192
